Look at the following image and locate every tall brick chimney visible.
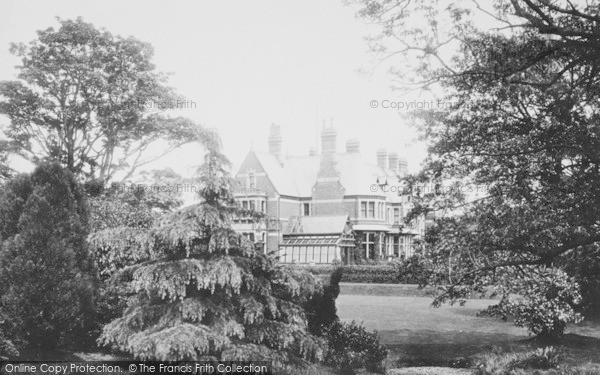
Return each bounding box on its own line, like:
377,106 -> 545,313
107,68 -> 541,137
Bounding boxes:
321,121 -> 337,154
268,123 -> 282,158
312,121 -> 344,215
388,152 -> 399,174
376,148 -> 388,169
398,156 -> 408,175
346,138 -> 360,153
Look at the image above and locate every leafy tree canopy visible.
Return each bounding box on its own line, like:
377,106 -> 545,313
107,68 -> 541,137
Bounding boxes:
352,0 -> 600,333
0,17 -> 208,182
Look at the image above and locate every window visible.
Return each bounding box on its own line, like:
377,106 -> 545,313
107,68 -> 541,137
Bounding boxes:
247,172 -> 256,188
303,203 -> 310,216
394,208 -> 400,224
393,236 -> 399,256
361,200 -> 386,219
249,200 -> 255,211
242,200 -> 248,209
388,208 -> 393,224
261,201 -> 266,213
400,236 -> 413,258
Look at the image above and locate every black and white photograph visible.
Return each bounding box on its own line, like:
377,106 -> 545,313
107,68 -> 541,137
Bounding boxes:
0,1 -> 599,374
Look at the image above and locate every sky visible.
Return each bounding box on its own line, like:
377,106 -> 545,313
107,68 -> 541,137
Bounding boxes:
0,0 -> 432,178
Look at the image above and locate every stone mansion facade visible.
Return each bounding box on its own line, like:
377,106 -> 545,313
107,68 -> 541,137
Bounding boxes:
231,123 -> 426,264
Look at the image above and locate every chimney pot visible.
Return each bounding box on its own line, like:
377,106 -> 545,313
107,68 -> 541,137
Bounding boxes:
376,148 -> 388,169
388,152 -> 399,173
268,123 -> 282,158
321,123 -> 337,153
346,138 -> 360,153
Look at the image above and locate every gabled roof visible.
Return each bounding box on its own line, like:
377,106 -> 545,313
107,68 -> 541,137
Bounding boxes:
243,150 -> 405,201
252,151 -> 301,197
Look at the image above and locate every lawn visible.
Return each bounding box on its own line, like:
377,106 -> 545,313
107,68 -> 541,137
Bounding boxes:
336,283 -> 600,370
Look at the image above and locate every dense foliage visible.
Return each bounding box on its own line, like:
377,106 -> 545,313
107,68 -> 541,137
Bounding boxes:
0,162 -> 96,352
0,144 -> 11,182
88,168 -> 185,278
474,346 -> 561,374
0,18 -> 209,181
90,141 -> 325,373
479,268 -> 583,339
305,267 -> 343,335
0,310 -> 18,360
304,262 -> 420,284
352,0 -> 600,335
86,168 -> 186,335
323,321 -> 388,375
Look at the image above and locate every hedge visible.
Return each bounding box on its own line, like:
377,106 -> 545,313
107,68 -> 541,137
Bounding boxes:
301,264 -> 417,284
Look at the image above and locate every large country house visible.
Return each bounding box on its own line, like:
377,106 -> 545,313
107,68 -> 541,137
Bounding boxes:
232,123 -> 426,264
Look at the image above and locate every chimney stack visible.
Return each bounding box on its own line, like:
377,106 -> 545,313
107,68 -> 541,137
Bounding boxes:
268,123 -> 282,158
398,157 -> 408,175
346,138 -> 360,153
321,120 -> 337,153
388,152 -> 399,173
376,148 -> 388,169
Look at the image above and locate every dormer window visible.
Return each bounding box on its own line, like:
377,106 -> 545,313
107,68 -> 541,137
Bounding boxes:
247,172 -> 256,189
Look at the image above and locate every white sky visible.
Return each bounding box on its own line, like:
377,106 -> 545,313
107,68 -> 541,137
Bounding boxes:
0,0 -> 432,178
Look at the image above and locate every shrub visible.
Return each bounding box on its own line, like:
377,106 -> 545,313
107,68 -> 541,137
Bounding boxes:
302,263 -> 419,284
479,267 -> 583,339
395,253 -> 435,287
305,267 -> 343,335
323,321 -> 388,374
0,162 -> 96,351
474,346 -> 561,374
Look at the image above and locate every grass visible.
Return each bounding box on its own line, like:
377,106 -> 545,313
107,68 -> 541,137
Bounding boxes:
336,283 -> 600,372
13,283 -> 599,375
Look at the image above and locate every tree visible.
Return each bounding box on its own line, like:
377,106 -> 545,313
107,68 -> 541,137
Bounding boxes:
89,138 -> 325,372
86,167 -> 188,331
0,17 -> 207,182
0,162 -> 96,351
351,0 -> 600,334
0,140 -> 12,182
